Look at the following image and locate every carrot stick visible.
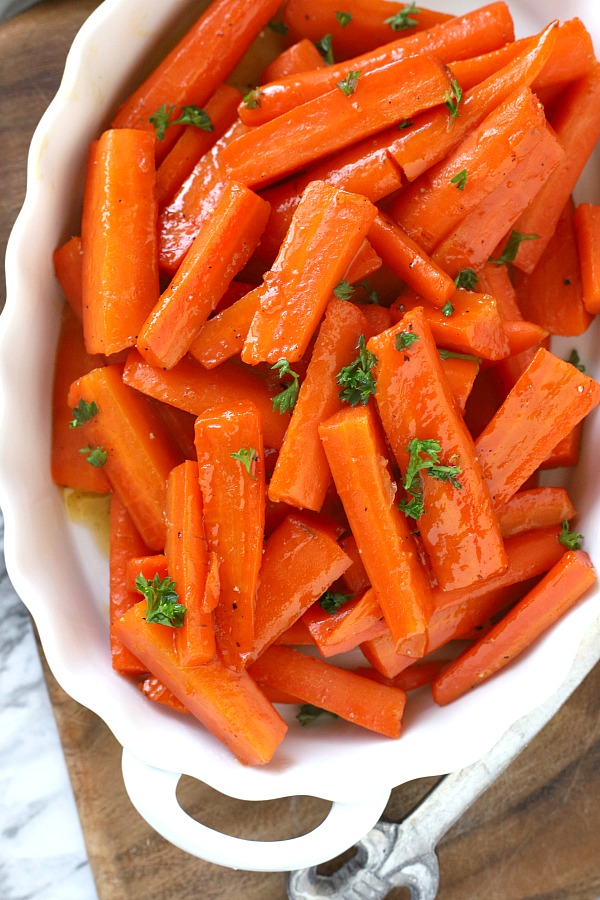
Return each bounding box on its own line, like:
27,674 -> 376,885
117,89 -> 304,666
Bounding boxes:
109,495 -> 149,675
138,676 -> 190,714
260,38 -> 326,84
81,130 -> 159,356
51,306 -> 111,493
368,212 -> 455,308
477,262 -> 522,321
573,202 -> 600,315
138,182 -> 270,370
122,349 -> 290,451
111,0 -> 281,155
496,487 -> 576,539
509,63 -> 600,273
152,402 -> 197,461
238,3 -> 515,126
339,533 -> 370,594
53,237 -> 83,322
283,0 -> 453,60
474,348 -> 600,509
125,554 -> 169,591
502,321 -> 549,357
155,84 -> 242,210
242,182 -> 377,365
392,289 -> 509,361
354,661 -> 446,692
319,404 -> 433,655
274,619 -> 316,647
390,19 -> 558,182
345,241 -> 382,284
268,298 -> 370,512
389,86 -> 548,254
249,645 -> 406,738
432,550 -> 597,705
223,54 -> 452,189
112,602 -> 287,766
189,285 -> 262,369
247,511 -> 352,665
303,587 -> 381,648
431,125 -> 564,277
440,356 -> 479,415
165,461 -> 216,667
540,422 -> 583,471
67,364 -> 182,549
369,308 -> 506,590
194,402 -> 265,669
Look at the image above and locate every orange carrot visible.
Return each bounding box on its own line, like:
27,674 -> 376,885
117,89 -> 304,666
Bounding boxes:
138,676 -> 190,714
155,84 -> 242,210
432,551 -> 597,705
440,356 -> 480,415
109,494 -> 149,675
268,298 -> 370,511
189,285 -> 262,370
223,54 -> 452,189
354,661 -> 446,692
194,402 -> 265,669
138,182 -> 270,370
81,130 -> 159,355
51,306 -> 110,493
502,320 -> 549,357
67,364 -> 182,549
339,533 -> 370,594
319,404 -> 433,655
242,182 -> 377,365
53,237 -> 83,322
389,86 -> 548,254
369,309 -> 506,591
238,3 -> 515,126
303,587 -> 381,649
152,402 -> 197,461
496,488 -> 576,539
475,348 -> 600,509
249,645 -> 406,738
125,554 -> 169,591
112,602 -> 287,766
260,38 -> 326,84
122,349 -> 290,450
345,241 -> 382,284
477,262 -> 521,321
274,619 -> 316,647
247,511 -> 352,665
573,202 -> 600,315
165,460 -> 216,667
540,423 -> 583,471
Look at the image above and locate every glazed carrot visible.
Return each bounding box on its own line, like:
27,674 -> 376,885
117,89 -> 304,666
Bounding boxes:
242,182 -> 377,365
153,403 -> 197,461
477,262 -> 521,321
165,461 -> 216,667
392,289 -> 509,361
81,130 -> 159,355
112,602 -> 287,766
249,645 -> 406,738
260,38 -> 326,84
389,86 -> 548,254
155,84 -> 242,210
390,19 -> 558,182
247,512 -> 352,665
189,286 -> 262,369
158,120 -> 247,276
509,63 -> 600,273
51,306 -> 110,493
440,356 -> 480,415
53,237 -> 83,321
475,348 -> 600,509
432,551 -> 597,705
540,423 -> 583,471
339,534 -> 370,594
138,182 -> 270,370
319,404 -> 433,655
109,495 -> 149,675
303,587 -> 381,649
238,3 -> 515,126
125,554 -> 169,591
573,202 -> 600,315
496,488 -> 576,539
111,0 -> 281,157
502,321 -> 549,357
345,241 -> 382,284
360,304 -> 393,337
194,402 -> 265,669
354,661 -> 446,692
283,0 -> 453,59
511,198 -> 593,336
368,212 -> 455,309
449,18 -> 594,94
138,676 -> 190,714
268,298 -> 370,511
223,53 -> 452,189
67,365 -> 182,549
431,125 -> 564,277
274,619 -> 316,647
122,349 -> 290,451
369,309 -> 506,591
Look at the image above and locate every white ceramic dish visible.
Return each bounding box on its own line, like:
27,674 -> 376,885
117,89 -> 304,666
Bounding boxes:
1,0 -> 600,873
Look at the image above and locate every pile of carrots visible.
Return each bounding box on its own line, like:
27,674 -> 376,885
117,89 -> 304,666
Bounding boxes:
51,0 -> 600,766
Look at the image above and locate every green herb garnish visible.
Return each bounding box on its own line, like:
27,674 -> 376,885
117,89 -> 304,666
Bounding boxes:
230,447 -> 258,479
69,399 -> 99,429
384,1 -> 419,30
567,349 -> 585,372
337,70 -> 362,95
336,11 -> 352,27
271,358 -> 301,414
319,590 -> 355,613
441,300 -> 454,317
397,119 -> 414,130
395,331 -> 420,351
398,438 -> 462,520
243,87 -> 261,110
268,19 -> 289,35
149,103 -> 212,139
297,704 -> 339,726
451,169 -> 468,191
79,445 -> 107,468
315,33 -> 334,65
337,334 -> 377,406
488,230 -> 539,266
444,78 -> 463,119
136,574 -> 186,628
438,349 -> 480,362
454,268 -> 478,291
334,280 -> 355,300
558,520 -> 584,550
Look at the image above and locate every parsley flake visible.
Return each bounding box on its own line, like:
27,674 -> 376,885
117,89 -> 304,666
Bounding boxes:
230,446 -> 258,479
334,280 -> 355,300
319,590 -> 355,613
488,230 -> 539,266
438,349 -> 480,362
315,33 -> 334,65
558,520 -> 584,550
149,103 -> 175,140
243,87 -> 261,110
397,119 -> 414,130
398,438 -> 462,520
567,349 -> 585,372
336,11 -> 352,27
268,19 -> 289,35
384,1 -> 420,30
454,268 -> 478,291
337,70 -> 362,95
336,334 -> 378,406
69,399 -> 99,429
395,331 -> 419,350
271,358 -> 300,414
79,445 -> 107,468
359,280 -> 379,304
136,574 -> 186,628
173,105 -> 213,131
441,300 -> 454,317
451,169 -> 468,191
444,78 -> 463,119
297,704 -> 339,726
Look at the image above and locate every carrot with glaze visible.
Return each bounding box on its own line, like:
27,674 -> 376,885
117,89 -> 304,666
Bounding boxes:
53,237 -> 83,322
125,555 -> 169,591
574,202 -> 600,315
496,487 -> 576,538
109,495 -> 149,675
260,38 -> 326,84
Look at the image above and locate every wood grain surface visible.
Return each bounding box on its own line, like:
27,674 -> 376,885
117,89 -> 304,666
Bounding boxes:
2,3 -> 600,898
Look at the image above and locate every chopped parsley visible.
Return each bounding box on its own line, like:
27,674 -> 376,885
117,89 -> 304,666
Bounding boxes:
438,349 -> 480,362
136,574 -> 186,628
271,358 -> 300,414
335,11 -> 352,27
397,119 -> 414,130
444,78 -> 463,119
69,399 -> 99,429
242,87 -> 261,110
315,33 -> 334,65
567,349 -> 585,372
297,704 -> 339,726
268,19 -> 289,35
336,335 -> 378,406
558,520 -> 584,550
451,169 -> 468,191
384,2 -> 420,30
319,590 -> 355,613
149,103 -> 212,139
398,438 -> 462,520
79,445 -> 107,468
454,268 -> 478,291
441,300 -> 455,317
395,330 -> 420,350
333,280 -> 355,300
337,70 -> 362,95
488,230 -> 539,266
230,446 -> 258,479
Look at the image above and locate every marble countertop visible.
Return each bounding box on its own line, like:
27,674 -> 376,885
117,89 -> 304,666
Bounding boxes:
0,512 -> 98,899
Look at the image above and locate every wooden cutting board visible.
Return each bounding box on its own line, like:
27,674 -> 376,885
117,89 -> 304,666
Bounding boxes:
2,3 -> 600,897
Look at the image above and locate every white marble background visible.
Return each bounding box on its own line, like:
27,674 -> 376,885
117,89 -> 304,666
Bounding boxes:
0,511 -> 98,899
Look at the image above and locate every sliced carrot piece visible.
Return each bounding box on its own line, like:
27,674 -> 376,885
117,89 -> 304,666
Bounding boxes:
496,487 -> 576,538
260,38 -> 326,84
125,554 -> 169,591
573,202 -> 600,314
109,495 -> 149,675
53,237 -> 83,322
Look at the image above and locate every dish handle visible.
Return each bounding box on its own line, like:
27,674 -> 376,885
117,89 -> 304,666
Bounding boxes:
121,748 -> 390,872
